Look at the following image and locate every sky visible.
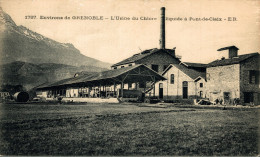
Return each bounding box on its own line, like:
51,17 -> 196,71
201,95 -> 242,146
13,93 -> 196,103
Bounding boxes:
1,0 -> 259,64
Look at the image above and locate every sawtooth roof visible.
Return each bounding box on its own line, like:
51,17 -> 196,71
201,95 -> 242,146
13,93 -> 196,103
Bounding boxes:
207,52 -> 259,67
162,64 -> 206,81
112,48 -> 178,67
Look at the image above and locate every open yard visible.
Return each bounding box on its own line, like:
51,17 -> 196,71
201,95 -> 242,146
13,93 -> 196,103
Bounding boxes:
0,102 -> 259,156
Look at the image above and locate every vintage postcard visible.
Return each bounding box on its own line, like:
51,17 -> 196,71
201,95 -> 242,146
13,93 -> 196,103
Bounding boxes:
0,0 -> 259,156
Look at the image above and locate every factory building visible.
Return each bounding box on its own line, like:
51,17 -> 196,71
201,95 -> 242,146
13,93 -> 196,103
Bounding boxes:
111,7 -> 180,76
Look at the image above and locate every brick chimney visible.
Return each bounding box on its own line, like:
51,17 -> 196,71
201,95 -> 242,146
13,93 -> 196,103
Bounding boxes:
217,46 -> 239,59
172,47 -> 176,56
160,7 -> 165,49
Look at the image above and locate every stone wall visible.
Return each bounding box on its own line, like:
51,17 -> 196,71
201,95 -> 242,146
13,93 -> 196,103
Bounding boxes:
240,55 -> 260,105
206,64 -> 240,104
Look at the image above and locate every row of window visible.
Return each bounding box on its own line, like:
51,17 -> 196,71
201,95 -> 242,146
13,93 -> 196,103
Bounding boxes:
169,74 -> 203,87
114,64 -> 169,72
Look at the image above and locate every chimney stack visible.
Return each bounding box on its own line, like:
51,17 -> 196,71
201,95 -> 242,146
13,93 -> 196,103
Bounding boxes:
172,47 -> 176,56
160,7 -> 165,49
228,47 -> 238,58
217,46 -> 239,59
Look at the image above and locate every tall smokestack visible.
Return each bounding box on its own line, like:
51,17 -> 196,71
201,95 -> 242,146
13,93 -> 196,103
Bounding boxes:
160,7 -> 166,49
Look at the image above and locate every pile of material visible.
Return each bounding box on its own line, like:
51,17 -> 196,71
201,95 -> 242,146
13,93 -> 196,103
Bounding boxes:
194,99 -> 213,105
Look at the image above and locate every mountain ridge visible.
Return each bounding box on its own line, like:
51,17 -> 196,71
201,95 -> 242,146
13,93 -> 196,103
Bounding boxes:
0,7 -> 112,90
0,7 -> 111,68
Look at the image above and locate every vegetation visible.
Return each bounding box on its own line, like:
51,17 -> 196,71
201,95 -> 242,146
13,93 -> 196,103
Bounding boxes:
0,84 -> 26,95
0,103 -> 258,155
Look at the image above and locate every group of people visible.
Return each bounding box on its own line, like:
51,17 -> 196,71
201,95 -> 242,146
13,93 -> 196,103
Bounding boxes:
214,98 -> 240,106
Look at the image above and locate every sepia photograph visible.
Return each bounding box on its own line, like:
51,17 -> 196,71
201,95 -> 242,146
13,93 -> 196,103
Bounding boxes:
0,0 -> 259,156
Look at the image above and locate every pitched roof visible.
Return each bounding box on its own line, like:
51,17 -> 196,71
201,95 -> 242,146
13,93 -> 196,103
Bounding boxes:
182,62 -> 207,68
37,64 -> 166,89
111,48 -> 178,67
162,64 -> 206,80
207,52 -> 259,67
217,45 -> 239,51
36,77 -> 79,89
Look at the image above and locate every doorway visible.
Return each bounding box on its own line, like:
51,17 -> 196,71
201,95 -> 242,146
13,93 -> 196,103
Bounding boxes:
244,92 -> 254,103
199,91 -> 203,98
223,92 -> 231,104
183,81 -> 188,99
159,83 -> 163,99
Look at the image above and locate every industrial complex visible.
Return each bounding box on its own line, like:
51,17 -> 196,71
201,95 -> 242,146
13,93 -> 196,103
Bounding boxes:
36,7 -> 260,105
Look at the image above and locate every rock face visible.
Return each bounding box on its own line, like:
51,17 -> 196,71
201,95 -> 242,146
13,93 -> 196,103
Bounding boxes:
0,7 -> 111,68
0,7 -> 111,90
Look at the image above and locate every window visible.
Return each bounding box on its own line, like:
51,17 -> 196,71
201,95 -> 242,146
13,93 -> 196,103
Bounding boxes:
170,74 -> 174,84
151,64 -> 159,72
128,64 -> 132,66
113,67 -> 117,69
121,66 -> 124,68
200,83 -> 203,88
249,70 -> 259,84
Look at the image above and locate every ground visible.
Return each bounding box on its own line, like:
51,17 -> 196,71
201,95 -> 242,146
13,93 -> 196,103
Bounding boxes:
0,102 -> 259,155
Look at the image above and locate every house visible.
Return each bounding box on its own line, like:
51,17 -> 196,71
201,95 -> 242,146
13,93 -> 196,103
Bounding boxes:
206,46 -> 259,105
154,63 -> 206,103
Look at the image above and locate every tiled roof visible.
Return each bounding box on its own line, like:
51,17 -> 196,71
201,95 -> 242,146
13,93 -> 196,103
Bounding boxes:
163,64 -> 206,80
182,62 -> 207,68
112,48 -> 177,67
207,52 -> 259,67
36,77 -> 79,89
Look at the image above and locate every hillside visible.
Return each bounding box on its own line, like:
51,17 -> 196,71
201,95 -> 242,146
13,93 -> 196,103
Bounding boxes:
0,61 -> 103,90
0,7 -> 111,68
0,7 -> 113,90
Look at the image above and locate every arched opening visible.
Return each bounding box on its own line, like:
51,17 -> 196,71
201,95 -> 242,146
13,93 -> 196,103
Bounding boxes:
182,81 -> 188,99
